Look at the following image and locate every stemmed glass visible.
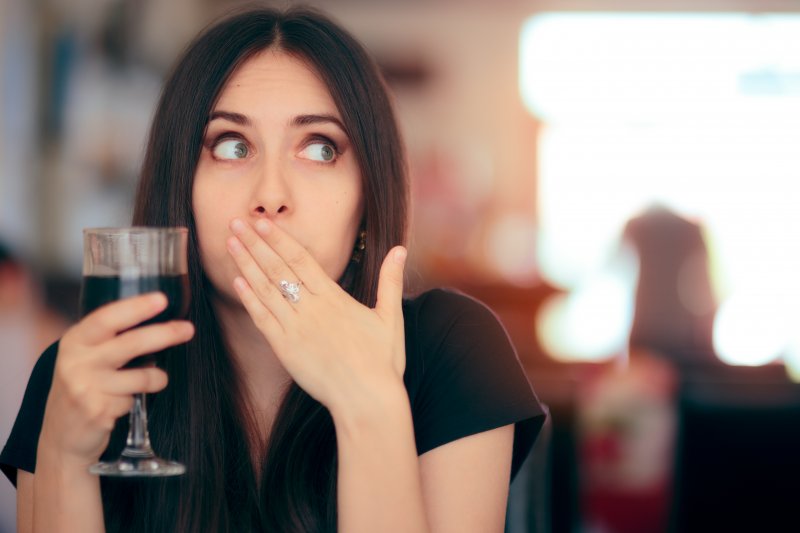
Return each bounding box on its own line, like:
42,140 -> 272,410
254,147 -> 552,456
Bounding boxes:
79,227 -> 190,476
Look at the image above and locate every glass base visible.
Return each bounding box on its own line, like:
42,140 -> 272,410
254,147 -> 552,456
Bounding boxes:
89,456 -> 186,477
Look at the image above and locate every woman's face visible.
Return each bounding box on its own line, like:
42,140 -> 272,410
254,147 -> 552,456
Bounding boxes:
193,50 -> 364,302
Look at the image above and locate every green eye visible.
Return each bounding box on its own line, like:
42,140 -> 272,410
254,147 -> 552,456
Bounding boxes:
301,142 -> 338,163
213,139 -> 249,160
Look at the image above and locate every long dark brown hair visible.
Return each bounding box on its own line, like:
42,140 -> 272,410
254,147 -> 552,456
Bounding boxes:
99,6 -> 407,532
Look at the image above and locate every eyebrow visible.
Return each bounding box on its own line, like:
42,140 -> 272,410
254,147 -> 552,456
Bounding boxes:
291,113 -> 347,133
208,110 -> 346,134
208,111 -> 252,127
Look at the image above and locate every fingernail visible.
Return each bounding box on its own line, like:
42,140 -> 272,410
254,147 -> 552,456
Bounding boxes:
227,236 -> 243,253
393,247 -> 407,264
233,277 -> 248,291
255,219 -> 270,234
230,219 -> 246,234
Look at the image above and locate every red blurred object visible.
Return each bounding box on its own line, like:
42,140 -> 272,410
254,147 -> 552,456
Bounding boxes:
584,482 -> 671,533
578,353 -> 678,533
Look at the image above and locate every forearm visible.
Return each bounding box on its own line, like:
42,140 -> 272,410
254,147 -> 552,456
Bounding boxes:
33,438 -> 105,533
332,380 -> 430,533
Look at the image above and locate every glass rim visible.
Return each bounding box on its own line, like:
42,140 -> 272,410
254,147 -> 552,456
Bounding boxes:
83,226 -> 188,236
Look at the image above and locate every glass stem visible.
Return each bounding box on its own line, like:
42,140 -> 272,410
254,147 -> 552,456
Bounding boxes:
121,393 -> 155,458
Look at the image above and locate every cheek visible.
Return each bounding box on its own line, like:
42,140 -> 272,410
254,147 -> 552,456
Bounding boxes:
315,194 -> 363,279
193,177 -> 234,243
192,187 -> 215,251
192,182 -> 234,279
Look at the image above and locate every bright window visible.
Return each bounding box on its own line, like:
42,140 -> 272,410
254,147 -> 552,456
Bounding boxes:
522,13 -> 800,365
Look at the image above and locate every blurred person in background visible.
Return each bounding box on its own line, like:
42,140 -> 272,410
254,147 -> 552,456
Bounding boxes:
623,204 -> 718,369
575,204 -> 714,533
1,7 -> 545,532
0,241 -> 68,533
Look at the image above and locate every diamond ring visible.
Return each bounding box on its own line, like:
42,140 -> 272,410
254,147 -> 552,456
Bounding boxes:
279,280 -> 302,303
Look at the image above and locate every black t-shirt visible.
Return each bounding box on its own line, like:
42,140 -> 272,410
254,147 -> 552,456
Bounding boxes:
1,288 -> 545,487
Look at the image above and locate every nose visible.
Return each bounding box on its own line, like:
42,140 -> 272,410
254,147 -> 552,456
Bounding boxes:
249,160 -> 291,219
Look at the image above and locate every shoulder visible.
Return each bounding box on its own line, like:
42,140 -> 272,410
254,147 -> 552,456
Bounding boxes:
13,338 -> 59,414
24,341 -> 59,394
34,340 -> 59,371
403,286 -> 494,315
401,287 -> 529,413
402,288 -> 515,372
403,287 -> 506,346
401,290 -> 545,477
0,340 -> 60,486
10,341 -> 59,399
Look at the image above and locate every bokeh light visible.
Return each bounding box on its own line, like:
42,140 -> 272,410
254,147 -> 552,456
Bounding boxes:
713,289 -> 795,366
537,267 -> 636,363
485,213 -> 538,286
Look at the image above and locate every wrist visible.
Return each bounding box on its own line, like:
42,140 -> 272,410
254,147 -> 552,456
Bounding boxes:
329,377 -> 410,437
34,434 -> 105,533
37,430 -> 98,472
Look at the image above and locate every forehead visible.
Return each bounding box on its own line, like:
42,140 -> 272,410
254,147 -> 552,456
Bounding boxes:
214,50 -> 338,116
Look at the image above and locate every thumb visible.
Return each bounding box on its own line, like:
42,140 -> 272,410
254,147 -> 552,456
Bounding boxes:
375,246 -> 407,320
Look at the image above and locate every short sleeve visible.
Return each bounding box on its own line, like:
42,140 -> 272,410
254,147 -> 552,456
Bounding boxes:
406,289 -> 545,481
0,341 -> 59,487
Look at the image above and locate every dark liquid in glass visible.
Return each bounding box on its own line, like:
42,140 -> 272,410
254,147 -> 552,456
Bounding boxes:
79,274 -> 190,367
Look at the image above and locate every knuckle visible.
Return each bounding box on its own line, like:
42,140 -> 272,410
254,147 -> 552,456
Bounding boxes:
265,265 -> 284,281
55,358 -> 75,380
84,399 -> 105,422
257,278 -> 275,296
288,251 -> 306,268
253,307 -> 271,323
107,399 -> 132,421
65,378 -> 91,404
119,397 -> 134,415
100,417 -> 116,432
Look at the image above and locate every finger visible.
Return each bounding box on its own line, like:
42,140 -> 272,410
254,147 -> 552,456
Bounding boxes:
230,219 -> 309,291
227,235 -> 295,321
229,219 -> 311,293
77,292 -> 169,345
233,276 -> 285,339
100,367 -> 169,395
252,218 -> 332,293
102,395 -> 136,424
96,320 -> 194,369
375,246 -> 407,321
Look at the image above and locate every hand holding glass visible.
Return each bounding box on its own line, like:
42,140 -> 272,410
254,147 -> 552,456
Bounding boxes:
79,227 -> 190,476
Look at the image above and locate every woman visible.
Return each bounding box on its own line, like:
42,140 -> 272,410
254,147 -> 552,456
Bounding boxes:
1,7 -> 545,532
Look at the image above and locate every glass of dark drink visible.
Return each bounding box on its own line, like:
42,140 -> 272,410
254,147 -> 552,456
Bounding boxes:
80,227 -> 189,477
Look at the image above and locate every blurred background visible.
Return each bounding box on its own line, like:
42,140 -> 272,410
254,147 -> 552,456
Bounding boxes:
2,0 -> 800,531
